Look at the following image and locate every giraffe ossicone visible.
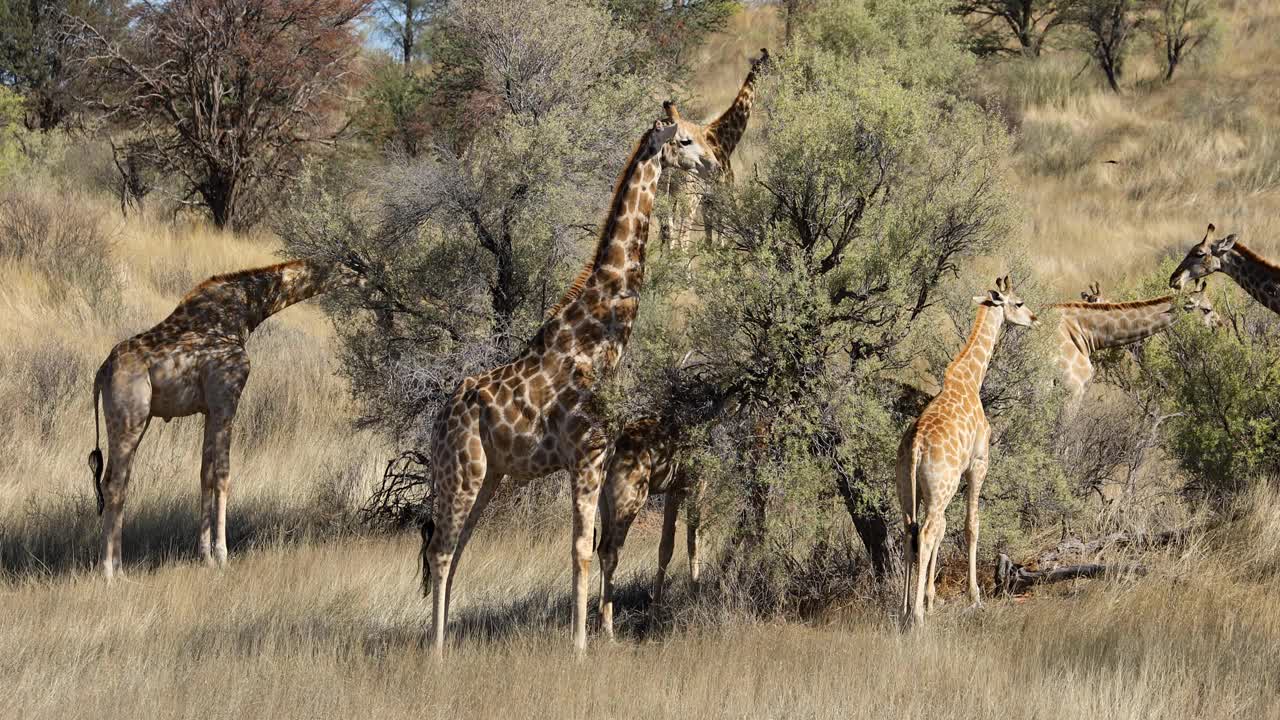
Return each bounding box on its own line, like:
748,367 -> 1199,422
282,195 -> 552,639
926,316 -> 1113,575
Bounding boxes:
419,102 -> 720,657
897,275 -> 1037,628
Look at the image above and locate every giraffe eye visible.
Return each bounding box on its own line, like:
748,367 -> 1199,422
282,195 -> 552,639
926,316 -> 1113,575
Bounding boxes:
679,138 -> 693,147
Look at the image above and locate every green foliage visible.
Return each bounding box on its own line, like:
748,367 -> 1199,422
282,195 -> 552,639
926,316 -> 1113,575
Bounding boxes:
354,59 -> 433,157
1139,286 -> 1280,503
281,0 -> 667,437
607,0 -> 739,77
680,0 -> 1058,575
0,85 -> 24,176
1142,0 -> 1217,81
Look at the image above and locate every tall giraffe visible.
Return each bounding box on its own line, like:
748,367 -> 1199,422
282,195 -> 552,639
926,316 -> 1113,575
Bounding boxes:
87,260 -> 357,579
1053,280 -> 1219,404
419,103 -> 720,656
662,48 -> 769,250
896,276 -> 1038,627
1170,224 -> 1280,315
596,416 -> 705,638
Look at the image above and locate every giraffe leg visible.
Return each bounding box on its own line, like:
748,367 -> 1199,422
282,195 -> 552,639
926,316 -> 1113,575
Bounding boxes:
651,490 -> 683,618
912,512 -> 943,628
99,371 -> 151,581
925,516 -> 945,612
571,446 -> 607,652
425,433 -> 486,660
965,435 -> 991,607
686,477 -> 704,591
200,411 -> 236,568
597,471 -> 644,640
676,190 -> 702,252
900,516 -> 915,623
442,468 -> 503,625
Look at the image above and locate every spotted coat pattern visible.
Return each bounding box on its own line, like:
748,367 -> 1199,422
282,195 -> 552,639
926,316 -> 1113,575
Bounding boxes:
88,260 -> 344,579
420,105 -> 720,656
896,277 -> 1037,627
595,416 -> 703,637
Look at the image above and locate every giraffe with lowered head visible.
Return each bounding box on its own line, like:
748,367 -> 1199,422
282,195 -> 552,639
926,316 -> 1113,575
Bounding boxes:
897,276 -> 1038,627
662,48 -> 769,250
1052,279 -> 1220,406
1170,223 -> 1280,315
419,102 -> 720,656
88,260 -> 358,579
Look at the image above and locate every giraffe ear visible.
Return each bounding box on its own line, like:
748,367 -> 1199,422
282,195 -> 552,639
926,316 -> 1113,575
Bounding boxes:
1213,233 -> 1237,254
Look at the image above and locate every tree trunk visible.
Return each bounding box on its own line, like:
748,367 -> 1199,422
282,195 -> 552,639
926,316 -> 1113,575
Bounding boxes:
834,467 -> 898,580
202,171 -> 239,230
994,553 -> 1146,596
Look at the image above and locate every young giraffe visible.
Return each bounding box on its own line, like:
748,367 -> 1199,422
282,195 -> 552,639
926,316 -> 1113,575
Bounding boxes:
1170,223 -> 1280,316
1052,280 -> 1220,405
88,260 -> 356,579
1080,281 -> 1105,303
596,416 -> 704,638
662,48 -> 769,250
419,102 -> 720,656
897,276 -> 1038,627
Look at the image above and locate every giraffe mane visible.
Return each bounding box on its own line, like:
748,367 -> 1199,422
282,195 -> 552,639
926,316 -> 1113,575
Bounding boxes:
544,129 -> 654,320
182,260 -> 310,302
1050,295 -> 1176,311
1233,241 -> 1280,274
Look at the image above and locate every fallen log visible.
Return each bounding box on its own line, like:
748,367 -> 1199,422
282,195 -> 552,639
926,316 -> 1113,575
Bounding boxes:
994,554 -> 1148,596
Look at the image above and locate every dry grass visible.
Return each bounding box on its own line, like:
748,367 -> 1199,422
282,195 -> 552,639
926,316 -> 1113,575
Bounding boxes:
997,0 -> 1280,295
2,524 -> 1278,720
4,4 -> 1280,718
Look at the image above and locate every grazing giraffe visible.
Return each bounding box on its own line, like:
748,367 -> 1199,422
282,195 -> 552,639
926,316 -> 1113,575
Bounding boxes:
1170,224 -> 1280,315
87,260 -> 358,579
1052,280 -> 1220,405
897,276 -> 1038,627
419,102 -> 720,656
662,48 -> 769,250
596,417 -> 703,638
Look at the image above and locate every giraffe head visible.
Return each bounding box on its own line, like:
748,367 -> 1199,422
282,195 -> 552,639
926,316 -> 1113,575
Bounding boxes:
974,275 -> 1038,327
1182,279 -> 1222,328
1170,224 -> 1238,290
1080,281 -> 1104,303
660,101 -> 720,179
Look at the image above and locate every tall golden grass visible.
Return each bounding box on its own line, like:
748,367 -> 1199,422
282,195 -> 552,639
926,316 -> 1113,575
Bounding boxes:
3,3 -> 1280,718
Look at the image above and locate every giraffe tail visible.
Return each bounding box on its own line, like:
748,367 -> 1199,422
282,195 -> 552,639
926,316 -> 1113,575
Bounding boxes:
88,367 -> 105,515
419,515 -> 436,598
907,440 -> 921,555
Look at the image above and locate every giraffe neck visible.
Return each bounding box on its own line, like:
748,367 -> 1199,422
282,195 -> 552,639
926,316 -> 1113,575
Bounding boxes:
706,64 -> 759,162
533,133 -> 665,373
178,260 -> 334,341
1220,244 -> 1280,314
944,304 -> 1003,390
1057,297 -> 1179,352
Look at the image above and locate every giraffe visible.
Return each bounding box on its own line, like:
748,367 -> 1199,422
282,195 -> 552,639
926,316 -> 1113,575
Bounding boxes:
1080,281 -> 1105,303
661,48 -> 769,250
896,276 -> 1038,627
419,102 -> 720,656
1170,223 -> 1280,315
87,259 -> 357,579
596,416 -> 704,638
1052,280 -> 1220,405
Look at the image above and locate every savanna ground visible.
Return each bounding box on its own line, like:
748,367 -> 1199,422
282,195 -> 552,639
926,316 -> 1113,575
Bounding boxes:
4,2 -> 1280,719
